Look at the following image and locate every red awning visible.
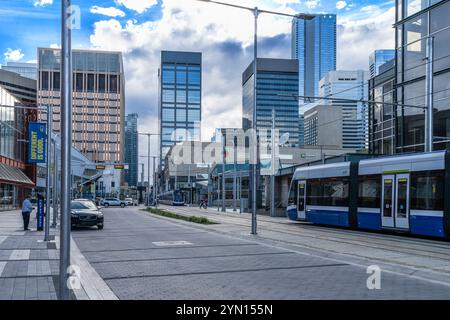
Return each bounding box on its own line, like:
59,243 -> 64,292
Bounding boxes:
0,163 -> 34,186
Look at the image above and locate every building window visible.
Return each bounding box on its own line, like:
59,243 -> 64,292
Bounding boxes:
87,74 -> 95,92
162,90 -> 175,103
188,90 -> 200,104
75,73 -> 83,91
52,72 -> 60,90
110,75 -> 118,93
41,71 -> 49,90
98,74 -> 106,93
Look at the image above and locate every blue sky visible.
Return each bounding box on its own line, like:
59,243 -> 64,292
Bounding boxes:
0,0 -> 396,145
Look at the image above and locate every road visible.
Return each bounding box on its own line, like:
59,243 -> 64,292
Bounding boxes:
71,206 -> 450,299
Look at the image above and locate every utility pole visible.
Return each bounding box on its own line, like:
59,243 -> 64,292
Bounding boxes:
233,130 -> 237,212
52,139 -> 58,228
59,0 -> 72,300
44,106 -> 52,241
222,132 -> 226,212
425,35 -> 434,153
270,109 -> 275,217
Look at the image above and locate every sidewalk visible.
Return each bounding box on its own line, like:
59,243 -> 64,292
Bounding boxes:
0,210 -> 59,300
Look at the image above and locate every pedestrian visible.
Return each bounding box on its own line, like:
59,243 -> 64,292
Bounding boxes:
21,194 -> 33,231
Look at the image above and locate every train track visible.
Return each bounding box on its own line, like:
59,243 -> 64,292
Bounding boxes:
168,206 -> 450,263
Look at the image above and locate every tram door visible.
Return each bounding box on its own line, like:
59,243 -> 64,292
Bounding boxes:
382,176 -> 395,228
381,174 -> 410,230
297,181 -> 306,220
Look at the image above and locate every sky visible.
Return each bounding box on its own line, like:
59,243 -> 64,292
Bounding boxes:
0,0 -> 396,167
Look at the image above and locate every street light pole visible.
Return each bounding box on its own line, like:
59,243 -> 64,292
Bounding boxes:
233,129 -> 237,212
221,132 -> 226,212
271,109 -> 275,217
59,0 -> 72,300
44,106 -> 52,241
52,138 -> 58,228
195,0 -> 313,235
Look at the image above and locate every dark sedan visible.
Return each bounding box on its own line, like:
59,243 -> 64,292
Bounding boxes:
71,200 -> 104,230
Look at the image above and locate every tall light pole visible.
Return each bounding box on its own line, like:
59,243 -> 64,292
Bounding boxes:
196,0 -> 313,235
60,0 -> 72,300
44,106 -> 52,241
139,133 -> 160,206
221,131 -> 226,212
52,138 -> 58,228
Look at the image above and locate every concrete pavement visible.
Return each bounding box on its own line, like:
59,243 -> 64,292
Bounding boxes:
71,206 -> 450,299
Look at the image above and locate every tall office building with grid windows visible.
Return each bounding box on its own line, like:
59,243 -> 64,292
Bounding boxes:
159,51 -> 202,166
37,48 -> 125,164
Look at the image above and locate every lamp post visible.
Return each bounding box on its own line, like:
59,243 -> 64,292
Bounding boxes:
139,133 -> 160,206
196,0 -> 314,235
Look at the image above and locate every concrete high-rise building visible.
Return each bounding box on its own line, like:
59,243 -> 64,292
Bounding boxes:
394,0 -> 450,153
124,113 -> 139,187
318,70 -> 370,150
159,51 -> 202,166
304,105 -> 342,148
2,62 -> 38,80
37,48 -> 125,192
369,50 -> 395,78
291,14 -> 336,100
242,58 -> 299,146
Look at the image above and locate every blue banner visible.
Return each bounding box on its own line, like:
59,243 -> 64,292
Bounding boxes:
28,122 -> 46,164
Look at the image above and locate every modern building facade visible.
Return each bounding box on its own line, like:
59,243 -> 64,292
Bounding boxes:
2,62 -> 38,80
304,104 -> 342,148
369,50 -> 395,78
242,58 -> 300,146
394,0 -> 450,153
291,14 -> 336,99
0,69 -> 36,211
124,113 -> 139,187
299,114 -> 305,145
368,62 -> 396,155
159,51 -> 202,166
37,48 -> 125,164
318,70 -> 370,150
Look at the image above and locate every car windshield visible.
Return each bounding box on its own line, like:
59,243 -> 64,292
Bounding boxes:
71,201 -> 97,210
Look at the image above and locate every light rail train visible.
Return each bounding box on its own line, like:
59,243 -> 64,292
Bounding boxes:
287,151 -> 450,238
158,190 -> 185,206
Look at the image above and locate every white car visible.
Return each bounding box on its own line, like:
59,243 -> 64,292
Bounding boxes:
124,198 -> 138,206
101,198 -> 126,208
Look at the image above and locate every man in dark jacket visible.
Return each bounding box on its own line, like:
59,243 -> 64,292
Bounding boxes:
21,195 -> 33,231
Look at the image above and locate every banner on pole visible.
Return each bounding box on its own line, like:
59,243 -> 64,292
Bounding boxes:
28,122 -> 47,164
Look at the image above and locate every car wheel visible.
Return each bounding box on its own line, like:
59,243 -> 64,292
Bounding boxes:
120,203 -> 125,208
104,203 -> 109,208
98,224 -> 104,230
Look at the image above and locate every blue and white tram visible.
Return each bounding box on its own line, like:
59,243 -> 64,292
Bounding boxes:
158,190 -> 185,206
287,151 -> 450,238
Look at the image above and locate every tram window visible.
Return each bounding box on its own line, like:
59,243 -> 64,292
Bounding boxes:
358,175 -> 381,208
307,178 -> 349,206
410,171 -> 444,211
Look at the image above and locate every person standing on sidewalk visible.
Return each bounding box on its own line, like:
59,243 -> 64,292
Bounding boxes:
21,194 -> 33,231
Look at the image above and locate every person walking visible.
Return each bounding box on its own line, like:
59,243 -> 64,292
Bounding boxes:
21,195 -> 33,231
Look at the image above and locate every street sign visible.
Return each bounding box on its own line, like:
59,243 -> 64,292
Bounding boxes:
28,122 -> 47,164
37,196 -> 44,231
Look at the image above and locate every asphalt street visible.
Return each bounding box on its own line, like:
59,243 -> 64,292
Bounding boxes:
71,206 -> 450,299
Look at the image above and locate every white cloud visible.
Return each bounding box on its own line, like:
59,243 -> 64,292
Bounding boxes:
336,1 -> 347,10
33,0 -> 53,7
337,6 -> 395,70
49,43 -> 61,49
115,0 -> 158,14
90,6 -> 126,18
4,48 -> 25,62
305,0 -> 320,8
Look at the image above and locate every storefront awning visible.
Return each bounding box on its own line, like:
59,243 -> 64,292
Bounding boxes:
0,163 -> 34,186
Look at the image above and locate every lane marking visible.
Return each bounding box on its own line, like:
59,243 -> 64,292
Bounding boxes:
152,241 -> 193,247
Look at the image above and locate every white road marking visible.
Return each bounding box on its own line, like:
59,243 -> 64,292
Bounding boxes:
152,241 -> 193,247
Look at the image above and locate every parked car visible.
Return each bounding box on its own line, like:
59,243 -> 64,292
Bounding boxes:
124,198 -> 138,206
101,198 -> 126,208
71,200 -> 104,230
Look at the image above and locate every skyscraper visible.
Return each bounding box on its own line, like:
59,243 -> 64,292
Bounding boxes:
37,48 -> 125,164
369,49 -> 395,78
159,51 -> 202,165
242,58 -> 299,146
318,70 -> 369,150
291,14 -> 336,99
124,113 -> 139,187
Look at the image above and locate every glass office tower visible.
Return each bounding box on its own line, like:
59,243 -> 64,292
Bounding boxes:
369,50 -> 395,78
159,51 -> 202,165
291,14 -> 336,99
125,113 -> 139,187
395,0 -> 450,153
242,58 -> 300,146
